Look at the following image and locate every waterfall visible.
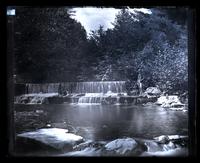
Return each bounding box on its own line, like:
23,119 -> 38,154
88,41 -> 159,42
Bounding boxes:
26,83 -> 60,93
22,81 -> 127,104
73,81 -> 126,93
61,81 -> 126,94
25,81 -> 126,94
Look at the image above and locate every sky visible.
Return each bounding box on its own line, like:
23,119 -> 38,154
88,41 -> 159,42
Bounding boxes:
69,7 -> 152,36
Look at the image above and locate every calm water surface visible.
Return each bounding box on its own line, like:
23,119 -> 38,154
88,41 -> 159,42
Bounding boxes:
15,104 -> 188,140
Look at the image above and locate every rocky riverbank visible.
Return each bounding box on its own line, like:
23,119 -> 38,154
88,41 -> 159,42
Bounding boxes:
14,127 -> 188,157
13,102 -> 188,157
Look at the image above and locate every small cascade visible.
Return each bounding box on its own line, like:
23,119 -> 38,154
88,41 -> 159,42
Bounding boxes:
77,92 -> 122,104
78,96 -> 103,104
78,93 -> 104,104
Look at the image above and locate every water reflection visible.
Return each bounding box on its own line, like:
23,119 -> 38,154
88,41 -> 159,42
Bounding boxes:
15,104 -> 188,141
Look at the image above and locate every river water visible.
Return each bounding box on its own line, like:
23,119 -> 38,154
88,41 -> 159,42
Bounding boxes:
14,104 -> 188,141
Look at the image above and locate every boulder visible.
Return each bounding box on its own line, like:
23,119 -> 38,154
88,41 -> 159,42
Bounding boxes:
16,128 -> 84,153
104,138 -> 137,155
156,95 -> 179,105
167,135 -> 188,141
154,135 -> 170,144
73,140 -> 106,151
156,95 -> 185,110
61,136 -> 188,157
144,87 -> 162,96
153,135 -> 188,146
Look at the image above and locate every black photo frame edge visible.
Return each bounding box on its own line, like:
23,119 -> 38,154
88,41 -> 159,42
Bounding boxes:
0,0 -> 198,161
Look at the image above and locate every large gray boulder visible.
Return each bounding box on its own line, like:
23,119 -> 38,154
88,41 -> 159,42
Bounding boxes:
16,128 -> 84,153
144,87 -> 162,96
104,138 -> 138,155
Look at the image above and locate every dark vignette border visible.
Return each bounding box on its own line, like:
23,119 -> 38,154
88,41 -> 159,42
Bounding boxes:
187,8 -> 197,157
0,0 -> 198,162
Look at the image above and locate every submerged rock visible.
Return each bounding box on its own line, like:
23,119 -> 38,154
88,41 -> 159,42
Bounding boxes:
73,140 -> 106,151
62,147 -> 101,156
60,140 -> 107,156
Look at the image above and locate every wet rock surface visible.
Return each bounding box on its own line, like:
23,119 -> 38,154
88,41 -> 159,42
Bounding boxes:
155,95 -> 187,111
62,135 -> 188,157
16,128 -> 84,155
104,138 -> 138,155
14,122 -> 188,157
144,87 -> 162,96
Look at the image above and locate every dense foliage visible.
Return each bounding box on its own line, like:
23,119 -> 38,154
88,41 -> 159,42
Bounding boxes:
14,7 -> 87,82
14,7 -> 188,92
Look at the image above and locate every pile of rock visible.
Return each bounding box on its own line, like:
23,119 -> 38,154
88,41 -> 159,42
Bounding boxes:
155,95 -> 186,111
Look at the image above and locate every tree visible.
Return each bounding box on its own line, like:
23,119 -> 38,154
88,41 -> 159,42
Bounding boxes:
87,8 -> 188,92
14,7 -> 87,82
14,7 -> 188,93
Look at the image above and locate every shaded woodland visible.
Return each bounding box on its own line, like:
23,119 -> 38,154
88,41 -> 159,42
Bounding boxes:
14,7 -> 188,93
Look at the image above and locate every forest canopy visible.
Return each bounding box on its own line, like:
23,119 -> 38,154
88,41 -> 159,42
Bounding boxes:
13,7 -> 188,93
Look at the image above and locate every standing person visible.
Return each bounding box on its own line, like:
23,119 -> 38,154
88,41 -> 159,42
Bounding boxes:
137,73 -> 143,96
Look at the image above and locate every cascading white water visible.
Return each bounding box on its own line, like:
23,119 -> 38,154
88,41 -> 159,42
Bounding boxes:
75,82 -> 126,104
26,83 -> 60,93
77,91 -> 127,104
65,81 -> 126,94
77,93 -> 105,104
24,81 -> 127,104
26,81 -> 126,94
